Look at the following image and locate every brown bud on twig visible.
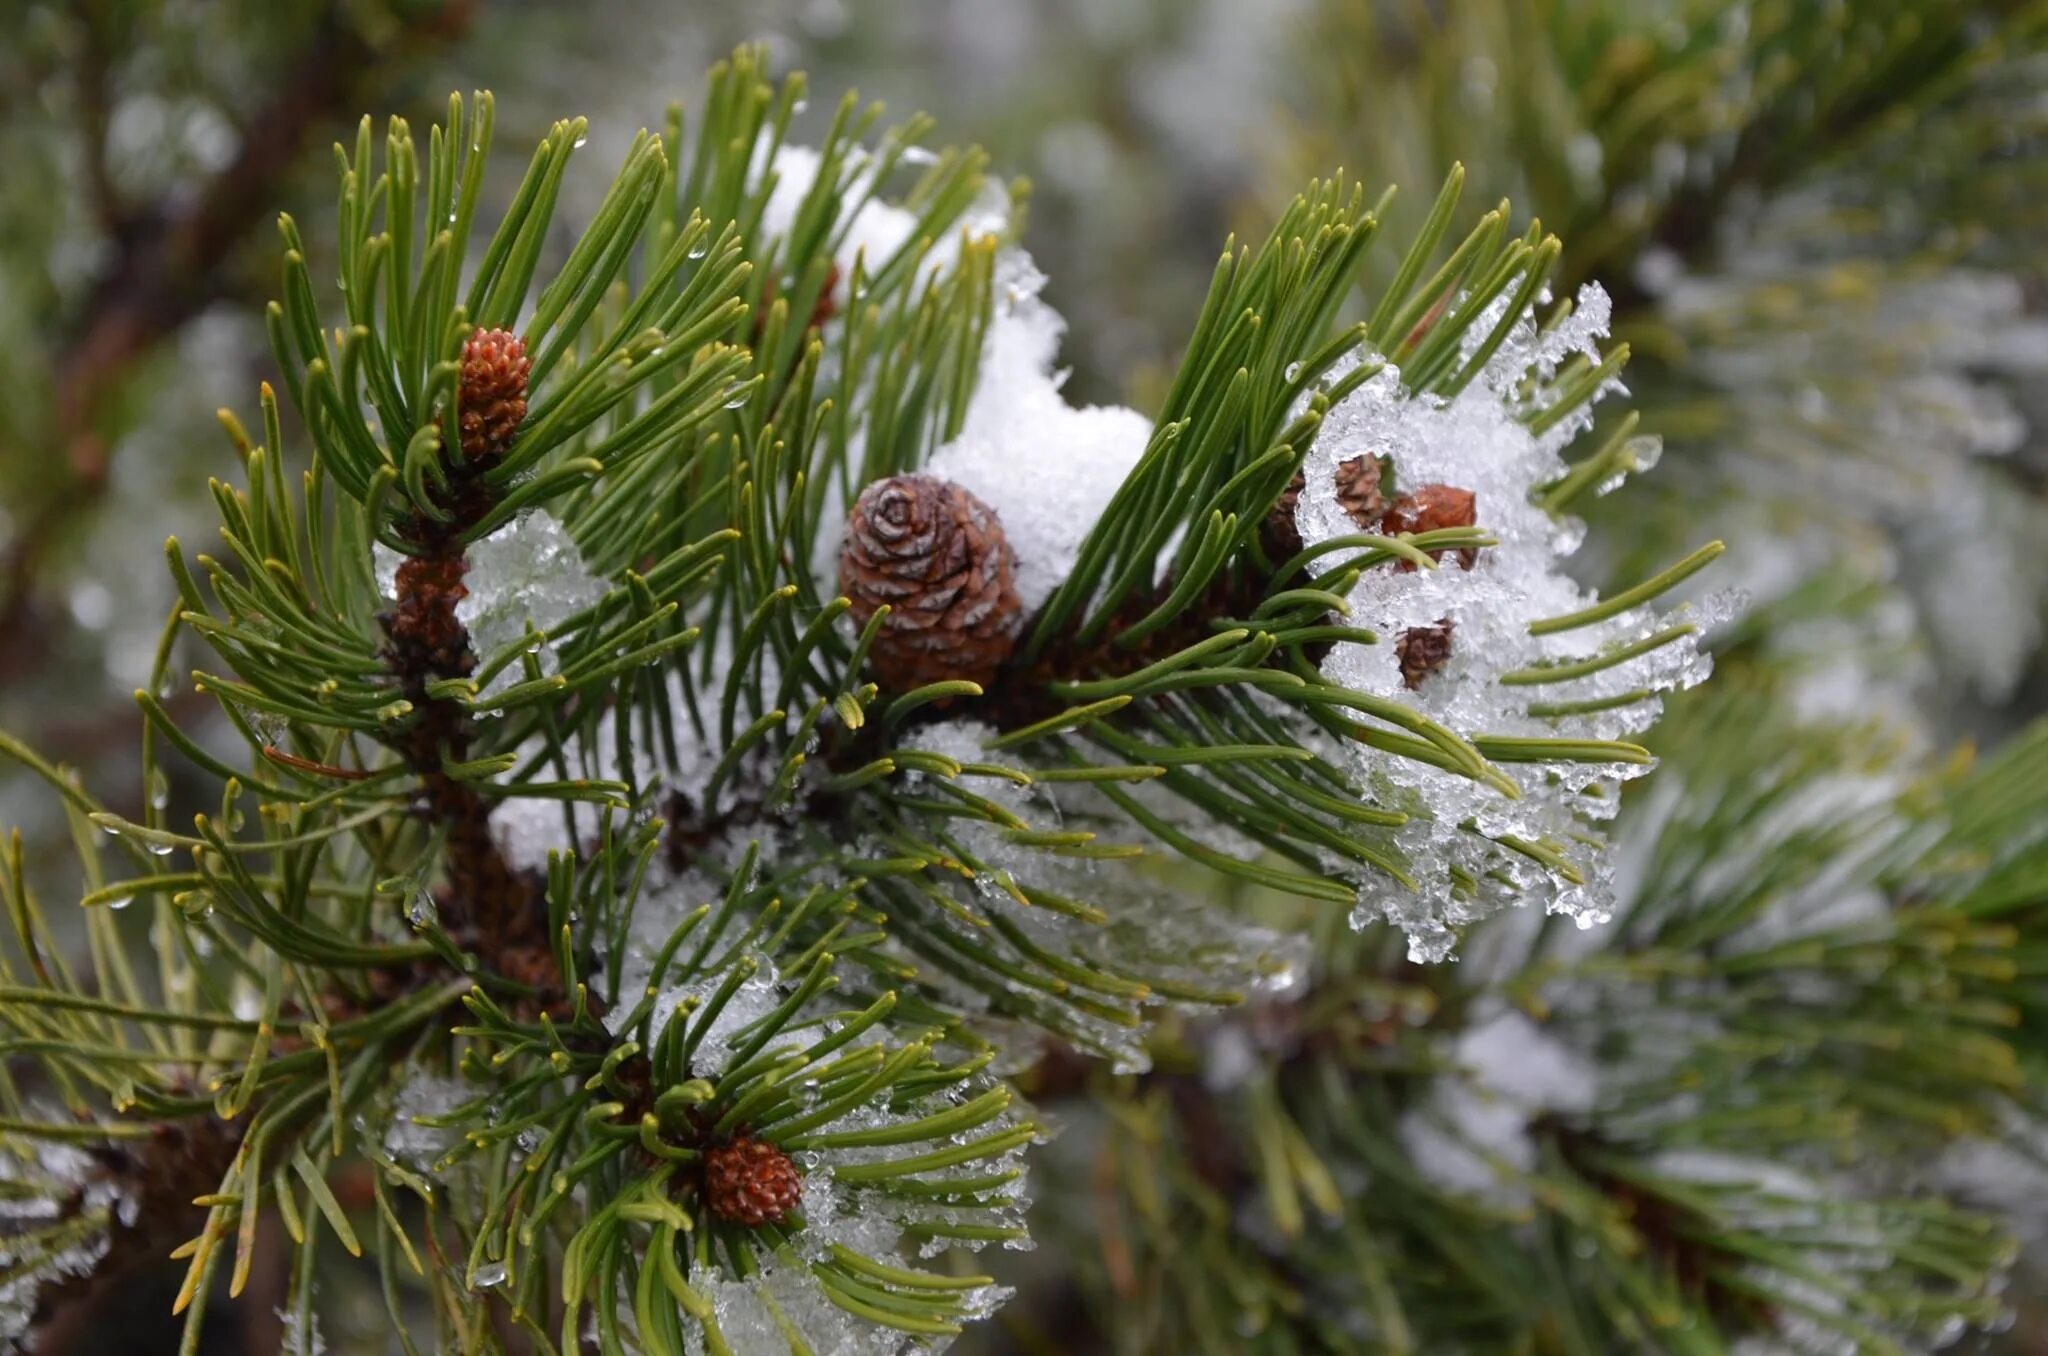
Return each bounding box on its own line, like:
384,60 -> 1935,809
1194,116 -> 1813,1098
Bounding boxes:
1395,618 -> 1455,690
1262,456 -> 1387,562
455,327 -> 530,462
703,1136 -> 804,1227
839,473 -> 1023,691
756,260 -> 844,340
1381,484 -> 1478,571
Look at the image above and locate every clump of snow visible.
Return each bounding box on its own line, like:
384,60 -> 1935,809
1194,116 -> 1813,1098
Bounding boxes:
1298,284 -> 1727,961
1399,1007 -> 1596,1202
923,255 -> 1157,612
753,143 -> 1010,319
492,633 -> 778,875
596,814 -> 792,1007
608,946 -> 786,1079
277,1307 -> 327,1356
383,1069 -> 471,1171
373,509 -> 609,705
1645,1150 -> 1818,1204
685,1263 -> 1010,1356
490,794 -> 591,877
1941,1124 -> 2048,1246
760,144 -> 1156,618
457,510 -> 609,702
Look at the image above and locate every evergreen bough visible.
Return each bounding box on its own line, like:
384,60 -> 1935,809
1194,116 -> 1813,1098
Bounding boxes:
0,40 -> 2039,1356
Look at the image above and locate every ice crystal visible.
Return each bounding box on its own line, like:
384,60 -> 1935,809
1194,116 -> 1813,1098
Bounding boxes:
384,1069 -> 471,1171
1296,284 -> 1724,960
456,509 -> 609,701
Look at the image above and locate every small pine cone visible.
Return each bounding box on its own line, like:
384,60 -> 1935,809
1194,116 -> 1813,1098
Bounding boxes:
839,474 -> 1022,691
456,327 -> 531,462
1381,484 -> 1478,571
383,556 -> 473,676
1262,456 -> 1387,562
702,1136 -> 804,1227
1395,618 -> 1455,690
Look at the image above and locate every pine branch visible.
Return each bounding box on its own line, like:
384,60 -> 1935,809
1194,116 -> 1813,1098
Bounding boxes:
3,34 -> 2033,1356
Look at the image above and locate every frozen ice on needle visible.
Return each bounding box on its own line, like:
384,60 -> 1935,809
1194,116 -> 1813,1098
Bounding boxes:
1297,284 -> 1721,961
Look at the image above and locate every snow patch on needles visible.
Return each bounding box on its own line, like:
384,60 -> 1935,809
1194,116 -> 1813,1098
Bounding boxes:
1651,208 -> 2048,700
895,720 -> 1311,1072
1400,1007 -> 1597,1202
277,1307 -> 327,1356
373,509 -> 607,706
456,509 -> 608,701
924,255 -> 1156,613
753,143 -> 1008,313
1298,284 -> 1726,961
493,637 -> 772,875
384,1069 -> 471,1172
605,941 -> 786,1078
0,1140 -> 131,1345
686,1264 -> 1012,1356
676,1083 -> 1028,1354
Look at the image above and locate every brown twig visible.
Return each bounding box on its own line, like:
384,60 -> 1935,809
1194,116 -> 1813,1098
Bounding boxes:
379,329 -> 567,1014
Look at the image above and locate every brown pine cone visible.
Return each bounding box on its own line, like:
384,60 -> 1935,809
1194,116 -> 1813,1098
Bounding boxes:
1381,484 -> 1478,571
1262,456 -> 1386,563
702,1136 -> 804,1227
839,474 -> 1023,691
1395,618 -> 1455,690
455,327 -> 531,462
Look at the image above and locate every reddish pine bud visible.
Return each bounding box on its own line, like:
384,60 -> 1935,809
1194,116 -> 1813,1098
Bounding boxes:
1381,484 -> 1478,571
456,327 -> 531,462
702,1136 -> 804,1227
385,556 -> 473,676
757,261 -> 844,339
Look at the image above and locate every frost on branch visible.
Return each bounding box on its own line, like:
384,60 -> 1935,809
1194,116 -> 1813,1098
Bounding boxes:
1638,193 -> 2048,701
1297,286 -> 1731,961
0,1139 -> 133,1346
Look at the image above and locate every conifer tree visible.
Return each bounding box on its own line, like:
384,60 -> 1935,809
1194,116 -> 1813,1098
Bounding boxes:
0,36 -> 2040,1356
